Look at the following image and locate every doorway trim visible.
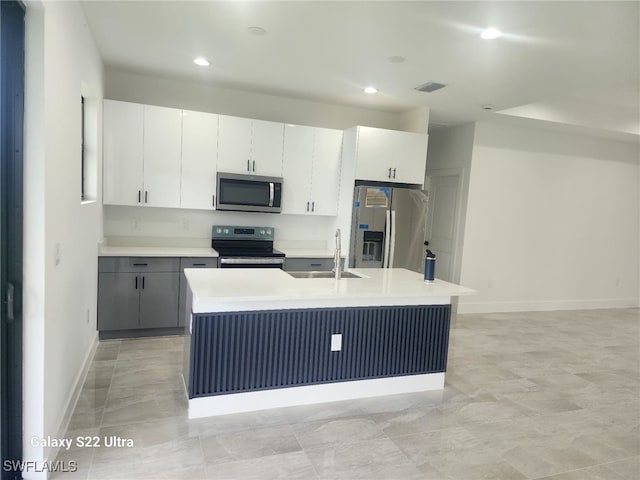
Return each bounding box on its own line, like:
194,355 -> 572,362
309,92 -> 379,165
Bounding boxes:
0,1 -> 25,478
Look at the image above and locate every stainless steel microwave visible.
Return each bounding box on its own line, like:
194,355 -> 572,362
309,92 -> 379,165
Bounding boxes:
216,172 -> 283,213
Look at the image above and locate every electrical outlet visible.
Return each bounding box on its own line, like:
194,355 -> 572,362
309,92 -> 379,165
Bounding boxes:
133,218 -> 139,229
55,243 -> 61,266
86,308 -> 90,324
183,220 -> 189,231
331,334 -> 342,352
487,279 -> 493,288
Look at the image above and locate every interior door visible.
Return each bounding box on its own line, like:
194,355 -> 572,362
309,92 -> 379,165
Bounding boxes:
425,175 -> 460,282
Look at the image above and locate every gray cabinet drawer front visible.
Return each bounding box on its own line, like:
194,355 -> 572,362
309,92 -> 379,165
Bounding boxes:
284,258 -> 334,272
180,257 -> 219,270
99,257 -> 180,273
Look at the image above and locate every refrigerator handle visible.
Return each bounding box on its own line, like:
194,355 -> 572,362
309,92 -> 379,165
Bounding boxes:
389,210 -> 397,268
383,209 -> 391,268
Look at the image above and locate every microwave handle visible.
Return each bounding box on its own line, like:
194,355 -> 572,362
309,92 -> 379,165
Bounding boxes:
269,182 -> 274,207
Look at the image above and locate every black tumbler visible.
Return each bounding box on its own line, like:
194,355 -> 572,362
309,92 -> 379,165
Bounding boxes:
424,257 -> 435,282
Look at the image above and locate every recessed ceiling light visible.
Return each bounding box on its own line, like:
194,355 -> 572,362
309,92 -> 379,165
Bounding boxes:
482,104 -> 496,110
193,57 -> 210,67
248,26 -> 267,35
480,28 -> 502,40
364,87 -> 378,94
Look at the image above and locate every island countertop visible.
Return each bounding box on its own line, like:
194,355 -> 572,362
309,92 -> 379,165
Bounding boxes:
185,268 -> 475,313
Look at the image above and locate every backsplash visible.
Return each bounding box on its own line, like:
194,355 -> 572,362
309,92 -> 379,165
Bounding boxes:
103,205 -> 336,250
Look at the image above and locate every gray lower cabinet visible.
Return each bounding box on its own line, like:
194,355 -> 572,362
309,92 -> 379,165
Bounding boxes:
98,257 -> 180,333
284,257 -> 340,272
178,257 -> 218,328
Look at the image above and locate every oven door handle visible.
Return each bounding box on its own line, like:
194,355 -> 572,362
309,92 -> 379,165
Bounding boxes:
268,182 -> 275,207
219,257 -> 285,265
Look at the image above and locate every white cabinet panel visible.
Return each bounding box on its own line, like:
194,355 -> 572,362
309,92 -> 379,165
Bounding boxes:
353,126 -> 428,186
394,131 -> 428,184
311,128 -> 342,216
103,100 -> 144,205
218,115 -> 284,176
251,119 -> 284,177
181,111 -> 218,210
281,125 -> 342,216
282,125 -> 314,215
143,105 -> 182,208
217,115 -> 252,174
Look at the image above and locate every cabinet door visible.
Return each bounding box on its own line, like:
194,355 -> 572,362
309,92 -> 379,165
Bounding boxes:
251,119 -> 284,177
181,110 -> 218,210
103,100 -> 144,206
139,273 -> 179,328
217,115 -> 252,174
281,125 -> 313,215
354,126 -> 395,182
311,128 -> 342,216
97,273 -> 140,331
142,105 -> 182,208
393,132 -> 428,185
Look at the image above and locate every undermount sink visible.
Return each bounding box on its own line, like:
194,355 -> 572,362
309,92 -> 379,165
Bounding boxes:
287,271 -> 363,279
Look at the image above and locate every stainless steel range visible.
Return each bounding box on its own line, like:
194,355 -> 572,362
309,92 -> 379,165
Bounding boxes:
212,225 -> 285,269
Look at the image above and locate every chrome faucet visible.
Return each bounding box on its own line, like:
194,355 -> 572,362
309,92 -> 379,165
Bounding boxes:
334,228 -> 342,280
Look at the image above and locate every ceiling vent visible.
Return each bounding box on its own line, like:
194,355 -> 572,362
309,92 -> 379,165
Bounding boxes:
415,82 -> 446,93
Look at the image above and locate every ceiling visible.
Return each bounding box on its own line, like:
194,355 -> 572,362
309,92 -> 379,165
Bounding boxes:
81,1 -> 639,140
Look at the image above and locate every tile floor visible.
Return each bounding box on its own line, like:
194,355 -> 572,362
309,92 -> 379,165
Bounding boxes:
53,308 -> 639,479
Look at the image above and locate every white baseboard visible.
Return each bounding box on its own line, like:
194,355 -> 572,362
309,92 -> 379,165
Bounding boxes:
45,331 -> 99,468
457,297 -> 640,314
188,373 -> 445,419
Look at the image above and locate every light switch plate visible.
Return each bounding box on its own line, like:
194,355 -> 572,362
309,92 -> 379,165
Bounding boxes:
331,333 -> 342,352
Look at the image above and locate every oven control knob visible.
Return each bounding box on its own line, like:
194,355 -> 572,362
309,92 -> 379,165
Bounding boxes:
223,228 -> 229,234
260,230 -> 266,235
266,229 -> 272,236
215,228 -> 222,234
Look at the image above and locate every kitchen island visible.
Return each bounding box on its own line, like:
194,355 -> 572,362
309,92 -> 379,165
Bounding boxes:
183,268 -> 474,418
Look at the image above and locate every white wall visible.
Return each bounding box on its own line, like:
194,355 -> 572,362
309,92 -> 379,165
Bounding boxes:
458,122 -> 640,313
24,1 -> 104,475
106,68 -> 402,130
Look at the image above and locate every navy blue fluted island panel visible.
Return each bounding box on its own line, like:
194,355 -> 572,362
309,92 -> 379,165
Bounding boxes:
187,304 -> 451,398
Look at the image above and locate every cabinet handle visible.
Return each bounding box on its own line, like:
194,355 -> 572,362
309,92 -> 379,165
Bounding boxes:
306,201 -> 310,212
192,263 -> 206,266
311,201 -> 315,212
252,160 -> 256,172
142,276 -> 145,290
138,190 -> 141,203
310,263 -> 322,267
132,263 -> 148,266
393,168 -> 396,179
388,167 -> 392,178
135,276 -> 138,290
247,159 -> 250,171
212,195 -> 215,207
145,191 -> 148,203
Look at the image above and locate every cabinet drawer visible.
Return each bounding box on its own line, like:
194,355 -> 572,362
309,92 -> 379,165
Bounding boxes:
98,257 -> 180,273
284,258 -> 334,272
179,257 -> 219,270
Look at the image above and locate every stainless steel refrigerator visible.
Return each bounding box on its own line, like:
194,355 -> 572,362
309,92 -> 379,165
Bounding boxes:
349,183 -> 429,274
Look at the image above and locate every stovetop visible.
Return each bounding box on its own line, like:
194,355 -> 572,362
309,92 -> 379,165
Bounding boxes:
211,225 -> 284,258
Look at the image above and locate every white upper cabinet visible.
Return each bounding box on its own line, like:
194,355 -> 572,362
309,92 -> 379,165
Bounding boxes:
282,125 -> 342,216
354,126 -> 428,185
103,100 -> 144,206
103,100 -> 182,208
218,115 -> 284,177
282,125 -> 314,215
310,128 -> 343,216
181,110 -> 218,210
143,105 -> 182,208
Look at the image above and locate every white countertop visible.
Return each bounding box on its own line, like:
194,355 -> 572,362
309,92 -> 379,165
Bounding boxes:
185,268 -> 475,313
99,245 -> 219,257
